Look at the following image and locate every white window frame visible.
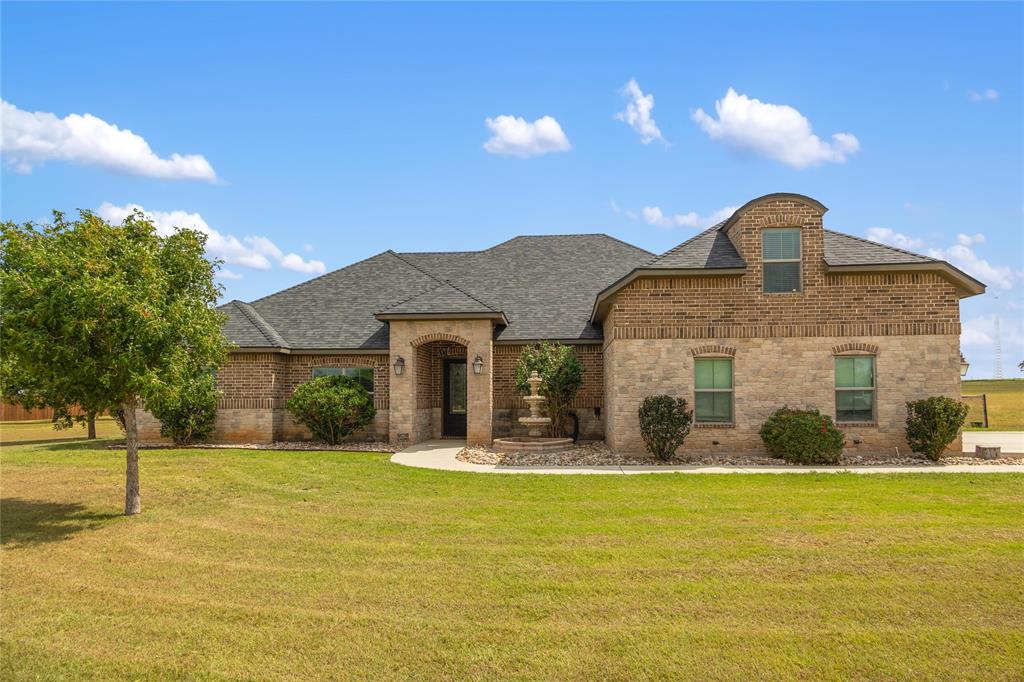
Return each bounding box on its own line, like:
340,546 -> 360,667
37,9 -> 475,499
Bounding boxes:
762,227 -> 802,293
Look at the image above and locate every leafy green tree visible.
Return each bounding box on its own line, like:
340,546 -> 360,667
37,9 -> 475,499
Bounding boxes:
1,210 -> 227,515
514,342 -> 584,437
286,375 -> 376,444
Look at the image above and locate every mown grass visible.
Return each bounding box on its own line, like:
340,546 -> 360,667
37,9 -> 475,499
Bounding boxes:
0,417 -> 121,444
963,379 -> 1024,431
2,438 -> 1022,680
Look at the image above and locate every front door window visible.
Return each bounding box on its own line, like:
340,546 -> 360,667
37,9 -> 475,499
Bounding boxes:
443,360 -> 467,437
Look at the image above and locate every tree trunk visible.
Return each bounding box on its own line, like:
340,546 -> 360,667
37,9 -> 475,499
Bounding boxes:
87,412 -> 96,439
122,398 -> 141,516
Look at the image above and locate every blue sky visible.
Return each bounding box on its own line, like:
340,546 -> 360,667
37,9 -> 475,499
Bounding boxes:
2,2 -> 1021,378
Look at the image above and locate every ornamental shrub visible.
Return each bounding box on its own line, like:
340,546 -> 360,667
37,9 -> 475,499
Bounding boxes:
759,407 -> 845,464
905,396 -> 968,461
148,372 -> 219,445
286,375 -> 376,445
514,342 -> 584,437
638,395 -> 693,461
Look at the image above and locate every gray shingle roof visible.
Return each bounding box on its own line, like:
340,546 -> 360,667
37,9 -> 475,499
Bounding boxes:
823,230 -> 937,265
644,222 -> 745,269
221,234 -> 652,349
378,279 -> 500,316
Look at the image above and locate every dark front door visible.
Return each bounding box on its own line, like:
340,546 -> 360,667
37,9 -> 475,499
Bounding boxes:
443,359 -> 467,438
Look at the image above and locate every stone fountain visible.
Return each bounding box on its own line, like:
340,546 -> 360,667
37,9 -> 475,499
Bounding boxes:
492,371 -> 574,453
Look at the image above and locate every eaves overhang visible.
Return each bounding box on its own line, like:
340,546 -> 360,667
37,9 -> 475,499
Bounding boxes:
824,261 -> 986,298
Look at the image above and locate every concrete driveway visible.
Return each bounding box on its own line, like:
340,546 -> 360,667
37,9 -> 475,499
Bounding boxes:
963,431 -> 1024,455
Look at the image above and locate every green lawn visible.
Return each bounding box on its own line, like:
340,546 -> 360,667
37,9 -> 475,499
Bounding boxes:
2,439 -> 1023,680
963,379 -> 1024,430
0,417 -> 121,444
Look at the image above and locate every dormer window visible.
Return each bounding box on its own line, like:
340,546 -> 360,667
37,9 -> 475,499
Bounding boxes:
762,228 -> 802,293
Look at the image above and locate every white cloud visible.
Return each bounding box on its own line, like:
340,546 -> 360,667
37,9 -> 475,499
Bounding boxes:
692,88 -> 860,169
302,243 -> 314,253
218,268 -> 244,281
96,203 -> 324,274
865,227 -> 925,251
483,115 -> 571,158
641,205 -> 737,229
929,240 -> 1018,290
962,315 -> 1023,352
1,100 -> 216,181
280,253 -> 326,274
614,79 -> 665,144
866,227 -> 1017,290
968,88 -> 999,102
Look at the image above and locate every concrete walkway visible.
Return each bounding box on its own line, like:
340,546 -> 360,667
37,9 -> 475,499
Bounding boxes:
392,440 -> 1022,475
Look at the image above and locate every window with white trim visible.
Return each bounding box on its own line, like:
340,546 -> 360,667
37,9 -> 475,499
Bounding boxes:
762,228 -> 802,293
312,367 -> 374,394
694,358 -> 733,423
835,356 -> 874,422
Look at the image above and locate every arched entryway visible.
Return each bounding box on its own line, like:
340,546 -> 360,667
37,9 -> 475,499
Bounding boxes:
414,338 -> 468,439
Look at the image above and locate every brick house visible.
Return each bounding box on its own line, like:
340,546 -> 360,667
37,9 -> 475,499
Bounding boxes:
139,193 -> 984,455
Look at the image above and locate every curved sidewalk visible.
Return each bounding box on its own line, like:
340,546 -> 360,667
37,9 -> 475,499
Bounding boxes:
391,440 -> 1023,475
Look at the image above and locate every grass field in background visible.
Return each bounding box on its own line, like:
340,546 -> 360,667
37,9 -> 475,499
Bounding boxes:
963,379 -> 1024,430
2,437 -> 1022,680
0,417 -> 121,445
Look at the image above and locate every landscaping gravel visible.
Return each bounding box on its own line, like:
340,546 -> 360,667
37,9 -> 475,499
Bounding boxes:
457,441 -> 1023,467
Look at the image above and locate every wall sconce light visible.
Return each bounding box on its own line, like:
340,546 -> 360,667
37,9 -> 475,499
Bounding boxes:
472,355 -> 484,375
393,356 -> 405,376
959,353 -> 970,377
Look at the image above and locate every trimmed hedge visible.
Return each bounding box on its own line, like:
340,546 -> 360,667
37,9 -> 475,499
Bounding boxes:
638,395 -> 693,461
286,375 -> 376,445
759,407 -> 845,465
905,396 -> 968,461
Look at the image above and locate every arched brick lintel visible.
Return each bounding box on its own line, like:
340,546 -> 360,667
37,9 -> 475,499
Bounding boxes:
410,332 -> 470,348
832,342 -> 879,355
690,344 -> 736,358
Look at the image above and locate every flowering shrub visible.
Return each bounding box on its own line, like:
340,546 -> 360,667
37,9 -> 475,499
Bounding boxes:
759,407 -> 845,464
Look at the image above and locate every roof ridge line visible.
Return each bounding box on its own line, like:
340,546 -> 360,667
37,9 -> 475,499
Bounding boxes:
825,228 -> 938,262
231,300 -> 289,348
646,222 -> 725,266
377,279 -> 449,313
248,250 -> 394,305
389,251 -> 501,313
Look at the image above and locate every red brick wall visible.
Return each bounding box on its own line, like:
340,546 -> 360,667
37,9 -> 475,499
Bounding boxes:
492,343 -> 604,409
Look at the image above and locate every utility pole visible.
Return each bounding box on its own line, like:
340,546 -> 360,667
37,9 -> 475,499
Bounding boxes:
994,314 -> 1004,379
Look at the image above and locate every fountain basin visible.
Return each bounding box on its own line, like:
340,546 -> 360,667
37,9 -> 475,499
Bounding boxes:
492,436 -> 574,453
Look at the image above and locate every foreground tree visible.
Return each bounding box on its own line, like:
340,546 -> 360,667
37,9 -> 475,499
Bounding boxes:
1,210 -> 227,515
515,342 -> 584,437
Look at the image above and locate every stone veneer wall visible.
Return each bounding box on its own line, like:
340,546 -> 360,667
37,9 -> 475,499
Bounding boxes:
604,335 -> 961,455
492,343 -> 606,439
387,319 -> 494,446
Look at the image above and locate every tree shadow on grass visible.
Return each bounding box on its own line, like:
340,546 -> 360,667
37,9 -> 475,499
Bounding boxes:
1,498 -> 121,546
37,438 -> 124,452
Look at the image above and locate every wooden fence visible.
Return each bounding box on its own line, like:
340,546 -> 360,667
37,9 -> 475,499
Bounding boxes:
1,403 -> 96,422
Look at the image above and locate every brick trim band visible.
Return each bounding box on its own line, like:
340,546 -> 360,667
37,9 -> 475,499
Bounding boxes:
410,332 -> 470,347
217,397 -> 390,410
690,345 -> 736,357
832,342 -> 879,355
613,322 -> 959,340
